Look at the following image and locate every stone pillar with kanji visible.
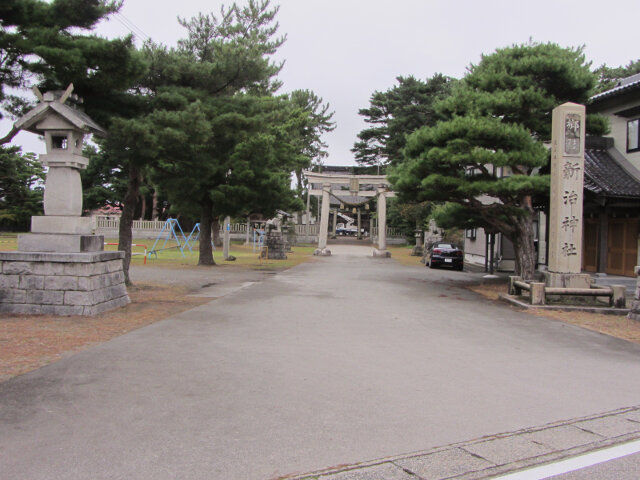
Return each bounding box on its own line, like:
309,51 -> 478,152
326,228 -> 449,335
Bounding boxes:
544,102 -> 591,288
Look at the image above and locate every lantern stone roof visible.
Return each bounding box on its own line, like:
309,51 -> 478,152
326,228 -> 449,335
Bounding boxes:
14,94 -> 105,137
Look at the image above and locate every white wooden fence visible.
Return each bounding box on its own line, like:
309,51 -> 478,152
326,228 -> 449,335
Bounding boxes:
93,216 -> 401,239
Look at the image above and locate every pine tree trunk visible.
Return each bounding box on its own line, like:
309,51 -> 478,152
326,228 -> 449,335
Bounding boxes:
118,164 -> 140,286
151,190 -> 159,220
198,199 -> 215,266
511,198 -> 537,280
212,217 -> 223,247
139,193 -> 146,220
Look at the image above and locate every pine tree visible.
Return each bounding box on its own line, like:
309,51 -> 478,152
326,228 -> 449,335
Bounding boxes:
392,42 -> 604,279
353,74 -> 455,168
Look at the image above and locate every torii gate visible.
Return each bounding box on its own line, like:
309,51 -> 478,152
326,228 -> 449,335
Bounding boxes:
304,171 -> 396,257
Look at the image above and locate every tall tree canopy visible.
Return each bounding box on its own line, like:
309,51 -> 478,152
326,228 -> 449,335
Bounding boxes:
87,0 -> 316,278
352,74 -> 454,168
288,89 -> 335,217
392,42 -> 604,279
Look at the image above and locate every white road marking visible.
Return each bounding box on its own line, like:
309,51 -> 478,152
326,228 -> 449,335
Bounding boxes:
493,438 -> 640,479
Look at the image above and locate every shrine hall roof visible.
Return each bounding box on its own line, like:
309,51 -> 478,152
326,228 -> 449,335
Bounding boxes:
584,147 -> 640,198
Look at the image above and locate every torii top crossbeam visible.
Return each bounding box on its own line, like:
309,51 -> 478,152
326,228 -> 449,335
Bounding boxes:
304,171 -> 395,199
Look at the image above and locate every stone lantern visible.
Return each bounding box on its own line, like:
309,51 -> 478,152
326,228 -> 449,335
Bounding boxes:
15,85 -> 104,249
0,85 -> 130,315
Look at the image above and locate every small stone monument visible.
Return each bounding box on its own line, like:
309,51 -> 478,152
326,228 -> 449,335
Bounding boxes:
544,102 -> 591,289
0,85 -> 130,315
264,217 -> 287,260
411,228 -> 423,256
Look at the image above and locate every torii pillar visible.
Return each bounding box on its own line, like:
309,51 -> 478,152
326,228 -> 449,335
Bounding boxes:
373,186 -> 391,257
314,183 -> 332,256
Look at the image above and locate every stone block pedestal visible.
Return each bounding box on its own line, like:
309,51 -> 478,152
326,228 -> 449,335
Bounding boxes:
0,251 -> 130,316
373,248 -> 391,258
264,231 -> 288,260
544,272 -> 592,289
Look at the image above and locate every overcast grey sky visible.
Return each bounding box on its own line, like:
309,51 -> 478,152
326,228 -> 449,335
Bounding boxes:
6,0 -> 640,164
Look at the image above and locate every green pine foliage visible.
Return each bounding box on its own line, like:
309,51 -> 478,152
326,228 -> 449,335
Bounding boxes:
0,145 -> 44,231
0,0 -> 145,134
353,74 -> 455,167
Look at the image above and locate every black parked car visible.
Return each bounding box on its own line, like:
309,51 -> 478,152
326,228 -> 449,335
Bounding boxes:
426,242 -> 464,270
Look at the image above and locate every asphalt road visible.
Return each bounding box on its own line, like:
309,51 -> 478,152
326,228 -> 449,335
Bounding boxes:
2,244 -> 640,479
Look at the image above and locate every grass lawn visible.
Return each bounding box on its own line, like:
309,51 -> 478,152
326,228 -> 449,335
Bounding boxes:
388,244 -> 423,267
1,234 -> 316,270
103,239 -> 317,270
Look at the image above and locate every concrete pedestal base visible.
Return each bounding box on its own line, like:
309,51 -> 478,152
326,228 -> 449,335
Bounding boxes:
0,251 -> 130,316
18,233 -> 104,253
373,248 -> 391,258
313,248 -> 331,256
544,272 -> 592,289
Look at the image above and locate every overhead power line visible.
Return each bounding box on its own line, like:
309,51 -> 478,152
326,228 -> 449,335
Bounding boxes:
113,12 -> 150,42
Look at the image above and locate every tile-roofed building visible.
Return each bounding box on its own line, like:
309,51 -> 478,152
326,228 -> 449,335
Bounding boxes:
584,138 -> 640,198
580,73 -> 640,276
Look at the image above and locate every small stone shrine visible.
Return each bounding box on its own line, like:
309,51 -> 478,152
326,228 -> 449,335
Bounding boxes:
0,85 -> 130,315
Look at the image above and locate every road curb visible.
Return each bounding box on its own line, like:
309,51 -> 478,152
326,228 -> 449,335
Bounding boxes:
280,405 -> 640,480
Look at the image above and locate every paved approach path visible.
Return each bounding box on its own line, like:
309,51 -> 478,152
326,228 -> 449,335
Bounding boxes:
2,244 -> 640,479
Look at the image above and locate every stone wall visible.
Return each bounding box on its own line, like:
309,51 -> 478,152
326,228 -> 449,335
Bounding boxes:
0,251 -> 130,316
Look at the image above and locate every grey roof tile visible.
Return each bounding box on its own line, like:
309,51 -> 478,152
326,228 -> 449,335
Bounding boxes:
584,148 -> 640,198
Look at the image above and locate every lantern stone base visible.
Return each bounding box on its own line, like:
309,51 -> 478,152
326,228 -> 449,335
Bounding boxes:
0,251 -> 130,316
31,215 -> 93,234
544,271 -> 592,289
18,233 -> 104,253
